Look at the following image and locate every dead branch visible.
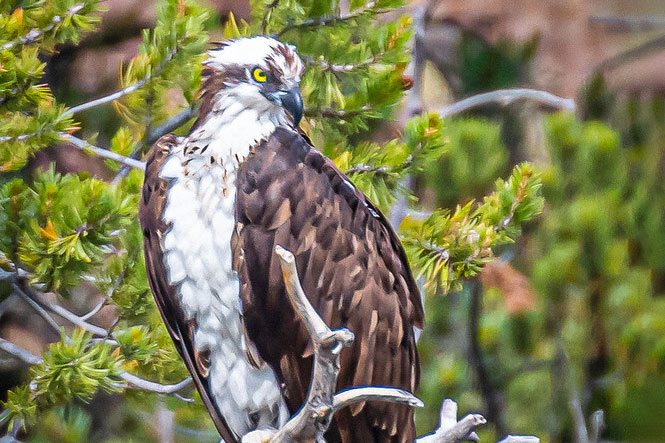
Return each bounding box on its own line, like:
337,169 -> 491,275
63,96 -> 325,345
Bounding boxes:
440,89 -> 575,118
246,246 -> 422,442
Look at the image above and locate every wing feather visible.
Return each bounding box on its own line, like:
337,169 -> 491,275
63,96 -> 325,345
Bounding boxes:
140,134 -> 237,443
234,127 -> 422,443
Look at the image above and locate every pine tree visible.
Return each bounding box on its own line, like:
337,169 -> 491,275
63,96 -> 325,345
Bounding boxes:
0,0 -> 543,439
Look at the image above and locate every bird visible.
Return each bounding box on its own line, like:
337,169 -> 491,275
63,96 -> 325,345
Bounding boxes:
139,36 -> 423,443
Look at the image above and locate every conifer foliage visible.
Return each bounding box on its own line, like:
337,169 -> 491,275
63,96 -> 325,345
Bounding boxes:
0,0 -> 543,437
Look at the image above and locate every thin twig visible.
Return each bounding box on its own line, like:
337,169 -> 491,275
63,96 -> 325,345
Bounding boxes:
12,283 -> 62,335
146,107 -> 195,145
305,52 -> 385,73
416,399 -> 484,443
0,338 -> 42,365
304,104 -> 371,119
40,299 -> 108,337
332,387 -> 423,412
277,1 -> 388,36
440,89 -> 576,118
64,49 -> 177,116
60,134 -> 146,170
592,33 -> 665,74
468,283 -> 507,436
589,15 -> 665,33
112,107 -> 195,184
80,299 -> 106,321
119,373 -> 192,394
1,4 -> 85,51
0,337 -> 192,396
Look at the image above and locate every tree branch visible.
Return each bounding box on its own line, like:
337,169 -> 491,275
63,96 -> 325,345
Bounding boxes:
591,33 -> 665,74
0,338 -> 42,365
60,134 -> 146,170
440,89 -> 575,118
589,15 -> 665,33
0,337 -> 192,396
468,283 -> 507,436
304,105 -> 371,119
277,2 -> 389,36
1,4 -> 85,51
64,49 -> 178,117
242,246 -> 422,442
416,400 -> 484,443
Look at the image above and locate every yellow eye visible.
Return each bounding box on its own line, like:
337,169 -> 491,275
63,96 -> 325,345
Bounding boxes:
252,68 -> 267,83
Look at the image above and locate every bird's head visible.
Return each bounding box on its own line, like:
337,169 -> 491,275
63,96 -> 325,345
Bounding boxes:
200,36 -> 305,127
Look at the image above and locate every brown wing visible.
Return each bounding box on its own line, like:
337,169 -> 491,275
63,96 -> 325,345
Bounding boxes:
139,134 -> 237,443
233,127 -> 423,443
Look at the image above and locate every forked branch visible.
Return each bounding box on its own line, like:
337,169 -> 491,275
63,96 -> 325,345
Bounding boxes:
243,247 -> 422,442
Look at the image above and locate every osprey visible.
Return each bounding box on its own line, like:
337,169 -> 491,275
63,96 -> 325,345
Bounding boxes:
140,36 -> 423,442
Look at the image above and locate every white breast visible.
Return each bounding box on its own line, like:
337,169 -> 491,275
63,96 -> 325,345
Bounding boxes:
158,108 -> 287,437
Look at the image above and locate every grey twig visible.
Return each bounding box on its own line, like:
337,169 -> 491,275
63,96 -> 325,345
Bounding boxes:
39,299 -> 108,337
60,134 -> 146,170
112,107 -> 195,185
589,15 -> 665,33
440,89 -> 576,118
119,373 -> 192,394
0,338 -> 42,365
416,399 -> 484,443
12,283 -> 62,335
592,33 -> 665,74
64,49 -> 177,117
0,337 -> 192,396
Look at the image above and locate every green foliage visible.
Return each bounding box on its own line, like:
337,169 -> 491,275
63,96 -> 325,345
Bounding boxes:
402,163 -> 543,294
0,0 -> 103,170
334,113 -> 446,212
116,0 -> 209,135
3,330 -> 121,426
7,168 -> 135,294
426,118 -> 509,206
253,0 -> 412,151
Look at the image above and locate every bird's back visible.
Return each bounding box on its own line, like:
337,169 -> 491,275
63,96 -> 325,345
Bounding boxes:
233,127 -> 423,442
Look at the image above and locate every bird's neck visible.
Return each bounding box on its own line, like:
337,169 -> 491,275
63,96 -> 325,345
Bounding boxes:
185,89 -> 289,169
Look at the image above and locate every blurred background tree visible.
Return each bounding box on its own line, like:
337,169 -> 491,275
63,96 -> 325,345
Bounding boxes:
1,0 -> 664,442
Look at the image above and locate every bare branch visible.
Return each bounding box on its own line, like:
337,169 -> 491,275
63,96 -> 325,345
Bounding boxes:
589,15 -> 665,33
80,299 -> 106,321
304,52 -> 385,73
12,283 -> 62,335
497,437 -> 541,443
261,246 -> 421,442
589,410 -> 605,443
146,107 -> 196,145
332,387 -> 423,412
39,298 -> 108,337
592,33 -> 665,74
417,399 -> 485,443
60,134 -> 146,170
304,105 -> 371,119
440,89 -> 575,118
0,338 -> 42,365
119,373 -> 192,394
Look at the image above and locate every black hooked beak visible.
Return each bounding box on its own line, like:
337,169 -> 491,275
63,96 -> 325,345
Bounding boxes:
280,88 -> 303,127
